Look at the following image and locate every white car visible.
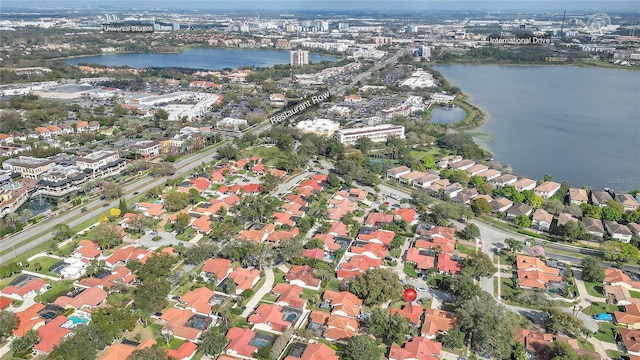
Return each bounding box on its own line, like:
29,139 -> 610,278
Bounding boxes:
416,287 -> 428,293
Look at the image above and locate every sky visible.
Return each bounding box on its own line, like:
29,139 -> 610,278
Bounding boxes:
2,0 -> 639,12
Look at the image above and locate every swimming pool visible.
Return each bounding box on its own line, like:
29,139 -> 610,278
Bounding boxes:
68,315 -> 90,325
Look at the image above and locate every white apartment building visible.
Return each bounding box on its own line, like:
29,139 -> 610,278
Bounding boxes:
334,124 -> 405,146
76,151 -> 120,172
290,50 -> 309,66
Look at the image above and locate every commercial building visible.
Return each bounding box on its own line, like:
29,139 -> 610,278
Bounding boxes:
76,151 -> 120,172
334,124 -> 405,146
295,119 -> 340,137
2,156 -> 53,179
290,50 -> 309,66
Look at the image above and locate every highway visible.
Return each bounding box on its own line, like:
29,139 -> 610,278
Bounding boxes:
0,142 -> 227,265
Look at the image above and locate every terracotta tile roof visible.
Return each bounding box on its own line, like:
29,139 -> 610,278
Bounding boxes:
322,290 -> 362,318
437,253 -> 463,275
228,267 -> 260,292
221,194 -> 241,205
309,310 -> 330,325
166,341 -> 198,360
78,266 -> 135,289
515,329 -> 554,359
406,248 -> 435,270
13,303 -> 45,336
337,255 -> 382,279
516,255 -> 560,275
190,177 -> 211,191
53,286 -> 107,310
201,258 -> 233,282
614,303 -> 640,326
421,308 -> 457,338
248,303 -> 292,332
226,327 -> 257,358
285,343 -> 339,360
518,271 -> 563,290
0,297 -> 11,310
286,265 -> 321,289
621,328 -> 640,353
266,228 -> 300,243
605,268 -> 640,289
74,239 -> 102,258
191,215 -> 212,233
328,222 -> 349,237
323,314 -> 358,341
413,237 -> 456,254
181,287 -> 216,314
391,305 -> 424,325
393,208 -> 418,223
365,212 -> 394,226
604,285 -> 634,304
105,246 -> 150,266
302,248 -> 325,260
389,336 -> 442,360
272,283 -> 306,309
1,277 -> 50,298
33,315 -> 71,353
159,308 -> 204,341
350,242 -> 388,259
358,229 -> 395,246
314,233 -> 341,252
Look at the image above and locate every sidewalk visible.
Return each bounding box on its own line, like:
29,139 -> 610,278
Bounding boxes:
241,267 -> 274,318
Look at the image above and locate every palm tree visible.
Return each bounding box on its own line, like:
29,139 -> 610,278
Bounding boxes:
4,213 -> 21,229
19,209 -> 33,223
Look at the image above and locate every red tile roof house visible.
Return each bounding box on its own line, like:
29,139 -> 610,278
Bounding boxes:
322,291 -> 362,318
302,248 -> 326,261
394,208 -> 419,224
105,246 -> 151,268
0,297 -> 12,310
73,239 -> 102,259
388,336 -> 442,360
414,237 -> 456,254
271,283 -> 307,310
225,327 -> 258,359
358,228 -> 396,247
248,303 -> 293,334
33,315 -> 72,354
349,242 -> 388,260
391,305 -> 424,326
604,268 -> 640,290
53,286 -> 107,310
285,265 -> 322,291
158,308 -> 209,341
421,308 -> 457,339
516,255 -> 562,290
1,277 -> 50,300
13,303 -> 46,337
314,233 -> 342,253
621,328 -> 640,357
78,266 -> 135,290
309,311 -> 359,342
437,253 -> 463,275
336,255 -> 382,280
97,338 -> 157,360
284,342 -> 339,360
181,287 -> 217,315
228,267 -> 261,295
166,341 -> 198,360
200,258 -> 233,284
365,212 -> 394,226
405,248 -> 436,271
614,303 -> 640,329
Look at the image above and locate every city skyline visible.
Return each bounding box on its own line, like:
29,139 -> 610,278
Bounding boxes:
2,0 -> 638,12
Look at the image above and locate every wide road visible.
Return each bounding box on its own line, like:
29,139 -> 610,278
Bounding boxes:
0,142 -> 227,265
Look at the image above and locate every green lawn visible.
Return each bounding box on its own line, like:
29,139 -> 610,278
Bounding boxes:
29,256 -> 63,276
273,269 -> 285,285
583,302 -> 620,316
167,337 -> 184,350
261,293 -> 278,303
426,274 -> 443,288
583,281 -> 604,297
594,322 -> 618,343
630,290 -> 640,299
500,277 -> 516,300
35,281 -> 73,304
409,148 -> 440,161
606,349 -> 628,359
301,288 -> 319,300
455,243 -> 476,256
403,264 -> 418,278
176,228 -> 196,241
577,338 -> 595,351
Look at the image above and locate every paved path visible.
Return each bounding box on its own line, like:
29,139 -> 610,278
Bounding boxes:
241,267 -> 274,318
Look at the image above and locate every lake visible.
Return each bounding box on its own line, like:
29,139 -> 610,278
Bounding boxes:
434,65 -> 640,192
64,48 -> 340,70
430,105 -> 466,124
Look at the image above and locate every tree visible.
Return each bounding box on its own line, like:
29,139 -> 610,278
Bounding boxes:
52,223 -> 75,241
350,268 -> 403,306
580,203 -> 602,219
4,212 -> 21,229
421,155 -> 436,169
340,335 -> 382,360
580,256 -> 604,283
10,329 -> 39,354
602,204 -> 622,221
0,311 -> 18,340
544,307 -> 585,337
134,278 -> 171,313
164,192 -> 190,212
92,223 -> 123,249
128,346 -> 173,360
455,292 -> 518,358
153,108 -> 169,121
174,212 -> 192,233
261,172 -> 280,194
217,144 -> 240,160
150,162 -> 176,177
119,198 -> 129,215
470,198 -> 491,216
504,238 -> 523,253
438,328 -> 465,349
110,207 -> 122,218
326,172 -> 341,188
514,214 -> 532,228
19,209 -> 32,223
464,251 -> 497,278
458,223 -> 480,240
351,134 -> 374,153
522,190 -> 543,208
49,329 -> 97,360
102,182 -> 123,200
278,237 -> 303,263
544,198 -> 564,215
439,273 -> 480,302
553,221 -> 592,242
549,340 -> 578,360
364,309 -> 416,346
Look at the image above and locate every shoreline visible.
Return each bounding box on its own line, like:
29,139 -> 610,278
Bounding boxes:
433,59 -> 640,71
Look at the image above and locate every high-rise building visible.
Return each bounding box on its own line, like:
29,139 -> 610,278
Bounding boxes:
290,50 -> 309,66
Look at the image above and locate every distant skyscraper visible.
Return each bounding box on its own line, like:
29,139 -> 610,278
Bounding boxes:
290,50 -> 309,66
418,45 -> 431,59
